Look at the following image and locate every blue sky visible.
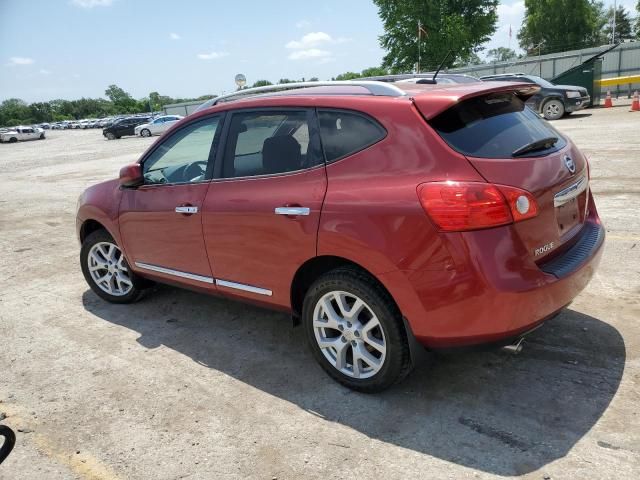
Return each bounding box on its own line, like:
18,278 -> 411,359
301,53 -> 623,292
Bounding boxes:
0,0 -> 635,102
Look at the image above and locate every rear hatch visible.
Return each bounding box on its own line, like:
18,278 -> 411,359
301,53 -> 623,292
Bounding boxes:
416,90 -> 589,262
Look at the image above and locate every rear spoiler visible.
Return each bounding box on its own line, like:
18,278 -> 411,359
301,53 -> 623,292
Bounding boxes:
410,82 -> 540,120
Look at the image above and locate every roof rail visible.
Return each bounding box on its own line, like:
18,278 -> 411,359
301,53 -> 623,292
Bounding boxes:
193,81 -> 408,113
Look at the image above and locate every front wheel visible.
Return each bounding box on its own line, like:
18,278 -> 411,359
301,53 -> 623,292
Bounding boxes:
105,132 -> 115,140
80,229 -> 145,303
39,133 -> 45,139
542,99 -> 565,120
302,268 -> 412,392
140,129 -> 151,137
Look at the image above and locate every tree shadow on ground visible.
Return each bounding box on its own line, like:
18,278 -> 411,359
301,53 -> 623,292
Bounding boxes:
82,286 -> 625,476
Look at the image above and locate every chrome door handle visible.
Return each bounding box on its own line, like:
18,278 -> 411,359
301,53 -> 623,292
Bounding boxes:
274,207 -> 310,216
175,206 -> 198,214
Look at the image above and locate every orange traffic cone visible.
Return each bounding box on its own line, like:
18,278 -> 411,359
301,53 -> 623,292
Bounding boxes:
631,91 -> 640,112
604,90 -> 613,108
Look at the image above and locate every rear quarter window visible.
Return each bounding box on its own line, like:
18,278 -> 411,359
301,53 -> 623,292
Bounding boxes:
318,110 -> 386,163
429,93 -> 566,158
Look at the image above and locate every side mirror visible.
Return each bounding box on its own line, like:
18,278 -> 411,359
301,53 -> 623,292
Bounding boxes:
119,163 -> 143,188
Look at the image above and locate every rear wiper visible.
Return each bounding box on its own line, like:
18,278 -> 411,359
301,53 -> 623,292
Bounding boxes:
512,136 -> 558,157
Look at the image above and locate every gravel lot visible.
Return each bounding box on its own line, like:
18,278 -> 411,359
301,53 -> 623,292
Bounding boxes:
1,108 -> 639,480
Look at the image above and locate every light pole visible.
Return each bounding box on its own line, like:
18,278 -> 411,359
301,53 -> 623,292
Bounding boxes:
612,0 -> 617,44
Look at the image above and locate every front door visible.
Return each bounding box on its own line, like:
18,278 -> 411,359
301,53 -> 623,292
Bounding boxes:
202,109 -> 327,307
119,114 -> 223,288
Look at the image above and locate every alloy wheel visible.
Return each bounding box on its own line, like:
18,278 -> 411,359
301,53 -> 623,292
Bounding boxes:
312,290 -> 386,379
87,242 -> 133,296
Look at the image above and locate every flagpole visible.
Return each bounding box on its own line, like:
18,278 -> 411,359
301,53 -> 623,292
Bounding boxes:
417,20 -> 421,73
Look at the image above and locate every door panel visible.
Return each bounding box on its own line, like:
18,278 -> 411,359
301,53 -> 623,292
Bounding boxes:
202,167 -> 326,307
118,115 -> 222,288
120,183 -> 213,284
202,108 -> 326,307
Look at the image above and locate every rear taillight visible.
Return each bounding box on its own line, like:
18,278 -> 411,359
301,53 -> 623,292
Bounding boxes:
417,182 -> 538,232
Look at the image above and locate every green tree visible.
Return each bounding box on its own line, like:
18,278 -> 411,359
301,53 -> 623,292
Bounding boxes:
603,5 -> 634,42
278,78 -> 295,84
251,80 -> 273,87
360,66 -> 389,77
334,71 -> 361,80
487,47 -> 518,62
519,0 -> 603,54
373,0 -> 498,72
104,84 -> 137,113
637,1 -> 640,38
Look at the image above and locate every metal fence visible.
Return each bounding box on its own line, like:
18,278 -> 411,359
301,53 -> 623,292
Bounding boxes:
449,41 -> 640,100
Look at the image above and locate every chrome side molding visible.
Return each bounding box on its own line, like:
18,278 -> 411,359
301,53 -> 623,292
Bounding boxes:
133,262 -> 272,296
215,279 -> 272,296
134,262 -> 214,284
554,174 -> 588,207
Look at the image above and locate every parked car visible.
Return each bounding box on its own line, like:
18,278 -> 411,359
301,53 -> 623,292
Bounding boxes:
363,73 -> 480,84
0,126 -> 45,143
134,115 -> 183,137
77,80 -> 604,392
102,116 -> 151,140
480,73 -> 590,120
38,123 -> 51,129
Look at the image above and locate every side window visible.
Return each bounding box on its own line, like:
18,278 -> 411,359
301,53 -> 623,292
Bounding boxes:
317,110 -> 386,163
222,110 -> 315,178
142,116 -> 220,185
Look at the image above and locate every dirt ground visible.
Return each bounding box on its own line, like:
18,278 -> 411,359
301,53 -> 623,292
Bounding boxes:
1,108 -> 639,480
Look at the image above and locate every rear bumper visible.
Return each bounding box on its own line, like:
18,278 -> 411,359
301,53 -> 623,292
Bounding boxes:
379,214 -> 604,349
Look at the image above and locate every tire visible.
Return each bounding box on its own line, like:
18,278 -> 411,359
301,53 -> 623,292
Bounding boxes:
105,132 -> 115,140
39,133 -> 45,139
302,267 -> 412,392
80,229 -> 146,304
9,137 -> 17,143
542,99 -> 565,120
140,129 -> 151,137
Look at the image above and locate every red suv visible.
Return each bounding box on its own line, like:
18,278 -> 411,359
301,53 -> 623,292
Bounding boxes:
77,81 -> 604,392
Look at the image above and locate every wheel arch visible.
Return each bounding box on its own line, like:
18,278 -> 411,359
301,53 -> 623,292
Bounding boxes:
539,95 -> 565,112
290,255 -> 398,320
79,218 -> 108,243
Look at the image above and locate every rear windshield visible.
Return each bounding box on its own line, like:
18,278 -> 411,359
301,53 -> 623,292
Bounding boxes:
430,93 -> 566,158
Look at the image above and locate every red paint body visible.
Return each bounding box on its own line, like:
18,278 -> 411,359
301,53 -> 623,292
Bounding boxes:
77,82 -> 604,348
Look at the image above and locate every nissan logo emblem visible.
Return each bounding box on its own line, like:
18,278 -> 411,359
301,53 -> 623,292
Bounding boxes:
564,155 -> 576,174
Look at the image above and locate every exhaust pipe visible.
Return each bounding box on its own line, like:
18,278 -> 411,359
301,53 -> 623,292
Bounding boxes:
501,337 -> 524,355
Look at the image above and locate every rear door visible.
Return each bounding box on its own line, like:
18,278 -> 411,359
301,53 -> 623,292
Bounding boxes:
423,91 -> 588,261
202,108 -> 326,307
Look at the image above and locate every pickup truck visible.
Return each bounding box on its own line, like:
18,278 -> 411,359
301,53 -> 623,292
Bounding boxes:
0,126 -> 46,143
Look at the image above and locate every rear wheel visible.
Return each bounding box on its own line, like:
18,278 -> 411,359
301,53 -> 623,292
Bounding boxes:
302,268 -> 412,392
80,229 -> 145,303
140,128 -> 151,137
9,137 -> 17,143
542,99 -> 565,120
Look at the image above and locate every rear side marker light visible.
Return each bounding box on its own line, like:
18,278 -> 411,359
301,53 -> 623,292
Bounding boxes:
417,181 -> 538,232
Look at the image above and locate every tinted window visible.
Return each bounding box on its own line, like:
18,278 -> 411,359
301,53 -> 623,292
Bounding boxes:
142,116 -> 220,185
222,110 -> 316,178
318,110 -> 386,163
430,93 -> 566,158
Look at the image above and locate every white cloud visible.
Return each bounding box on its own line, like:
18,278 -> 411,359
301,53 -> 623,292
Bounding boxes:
288,49 -> 331,60
39,69 -> 52,75
169,32 -> 181,40
295,20 -> 311,29
70,0 -> 114,8
197,51 -> 229,60
6,57 -> 34,66
286,32 -> 333,50
285,31 -> 349,62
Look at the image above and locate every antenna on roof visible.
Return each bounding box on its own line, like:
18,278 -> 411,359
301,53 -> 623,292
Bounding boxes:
415,50 -> 454,84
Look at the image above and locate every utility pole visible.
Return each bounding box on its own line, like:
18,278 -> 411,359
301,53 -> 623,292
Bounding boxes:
612,0 -> 617,44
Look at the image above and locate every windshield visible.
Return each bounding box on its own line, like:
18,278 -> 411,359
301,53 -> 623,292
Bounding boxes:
526,75 -> 555,88
430,92 -> 566,158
